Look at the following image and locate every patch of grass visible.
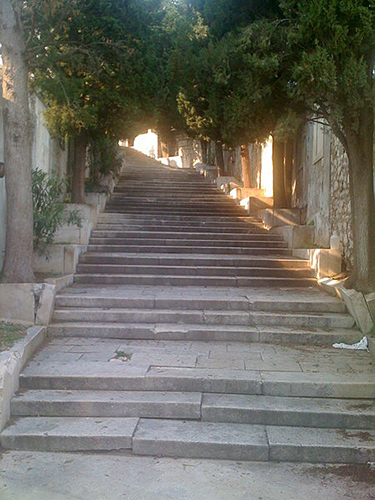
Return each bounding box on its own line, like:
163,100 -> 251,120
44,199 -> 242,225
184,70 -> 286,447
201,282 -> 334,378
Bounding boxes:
0,322 -> 28,353
113,349 -> 132,361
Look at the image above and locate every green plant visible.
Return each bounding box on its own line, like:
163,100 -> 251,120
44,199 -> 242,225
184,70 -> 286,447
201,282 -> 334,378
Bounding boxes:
32,169 -> 82,253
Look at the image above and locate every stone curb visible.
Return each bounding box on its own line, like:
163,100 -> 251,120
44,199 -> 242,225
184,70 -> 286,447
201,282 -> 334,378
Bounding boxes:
0,325 -> 47,430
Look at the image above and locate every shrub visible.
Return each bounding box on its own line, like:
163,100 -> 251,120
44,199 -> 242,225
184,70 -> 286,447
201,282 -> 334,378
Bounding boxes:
32,169 -> 82,253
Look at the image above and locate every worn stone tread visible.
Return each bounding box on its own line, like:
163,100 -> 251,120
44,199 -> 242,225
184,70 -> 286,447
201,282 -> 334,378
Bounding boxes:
202,393 -> 375,428
11,390 -> 202,419
1,417 -> 139,451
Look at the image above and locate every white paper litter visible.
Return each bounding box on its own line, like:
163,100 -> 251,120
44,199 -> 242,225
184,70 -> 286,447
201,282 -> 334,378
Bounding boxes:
333,336 -> 368,351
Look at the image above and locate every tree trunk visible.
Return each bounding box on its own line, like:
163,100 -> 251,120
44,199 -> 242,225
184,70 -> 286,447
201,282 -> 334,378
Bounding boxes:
71,132 -> 88,204
283,139 -> 293,208
200,139 -> 208,164
272,138 -> 287,208
1,1 -> 35,283
240,144 -> 251,188
215,141 -> 225,176
344,115 -> 375,293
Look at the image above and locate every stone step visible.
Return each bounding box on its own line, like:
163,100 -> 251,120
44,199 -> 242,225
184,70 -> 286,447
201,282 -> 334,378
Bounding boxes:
54,292 -> 345,314
47,322 -> 361,344
75,264 -> 313,278
104,210 -> 249,217
11,390 -> 375,429
87,246 -> 291,256
107,200 -> 241,207
52,308 -> 349,329
90,231 -> 282,241
79,253 -> 309,269
11,390 -> 202,419
98,214 -> 261,223
105,203 -> 246,212
19,362 -> 375,398
251,311 -> 354,329
95,223 -> 267,233
88,238 -> 286,248
0,417 -> 139,452
55,293 -> 251,311
74,274 -> 315,287
90,234 -> 286,248
52,308 -> 254,325
201,394 -> 375,429
132,419 -> 375,463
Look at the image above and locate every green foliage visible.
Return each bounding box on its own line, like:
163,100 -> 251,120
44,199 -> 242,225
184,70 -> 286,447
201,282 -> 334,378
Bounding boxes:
32,169 -> 82,253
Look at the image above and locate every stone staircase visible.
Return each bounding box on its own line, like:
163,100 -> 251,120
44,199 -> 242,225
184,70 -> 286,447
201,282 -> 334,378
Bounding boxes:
2,150 -> 375,463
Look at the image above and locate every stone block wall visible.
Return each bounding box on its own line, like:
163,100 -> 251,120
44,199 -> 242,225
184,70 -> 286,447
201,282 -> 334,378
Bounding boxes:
330,135 -> 353,269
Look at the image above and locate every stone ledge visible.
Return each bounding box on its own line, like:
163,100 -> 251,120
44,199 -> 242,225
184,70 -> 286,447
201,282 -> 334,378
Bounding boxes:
317,279 -> 374,337
33,244 -> 88,275
293,248 -> 341,279
260,208 -> 302,228
271,226 -> 315,249
0,283 -> 57,326
0,325 -> 46,430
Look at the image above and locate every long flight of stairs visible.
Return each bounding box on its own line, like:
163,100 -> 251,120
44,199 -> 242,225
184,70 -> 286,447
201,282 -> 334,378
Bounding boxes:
2,150 -> 375,463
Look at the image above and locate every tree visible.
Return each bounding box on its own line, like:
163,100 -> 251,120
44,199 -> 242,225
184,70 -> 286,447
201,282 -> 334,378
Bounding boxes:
225,0 -> 375,292
278,0 -> 375,292
0,1 -> 35,282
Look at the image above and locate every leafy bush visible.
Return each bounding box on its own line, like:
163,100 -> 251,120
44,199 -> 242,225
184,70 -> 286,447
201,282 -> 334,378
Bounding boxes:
32,169 -> 82,253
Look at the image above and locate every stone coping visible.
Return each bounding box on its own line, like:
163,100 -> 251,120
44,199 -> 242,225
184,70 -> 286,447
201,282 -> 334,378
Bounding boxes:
0,325 -> 47,430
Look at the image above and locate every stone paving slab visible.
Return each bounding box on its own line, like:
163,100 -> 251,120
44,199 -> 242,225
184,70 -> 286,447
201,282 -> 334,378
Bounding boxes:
26,337 -> 375,375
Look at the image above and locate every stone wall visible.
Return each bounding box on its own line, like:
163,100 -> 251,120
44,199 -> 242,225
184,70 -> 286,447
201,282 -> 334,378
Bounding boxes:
329,135 -> 353,269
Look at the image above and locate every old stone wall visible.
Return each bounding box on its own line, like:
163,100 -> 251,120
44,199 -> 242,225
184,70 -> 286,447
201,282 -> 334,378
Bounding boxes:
330,135 -> 353,269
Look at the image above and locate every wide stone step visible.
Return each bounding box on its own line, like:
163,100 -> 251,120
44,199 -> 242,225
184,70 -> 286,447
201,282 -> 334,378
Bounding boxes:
48,322 -> 260,341
52,308 -> 254,325
98,214 -> 261,223
252,311 -> 354,329
79,253 -> 308,269
11,390 -> 202,419
19,362 -> 375,398
90,231 -> 282,241
87,245 -> 291,256
47,321 -> 363,344
75,264 -> 313,279
54,292 -> 345,314
95,223 -> 267,233
201,394 -> 375,428
55,293 -> 250,311
132,419 -> 375,463
11,390 -> 375,429
74,273 -> 315,287
0,417 -> 139,452
88,238 -> 286,248
52,307 -> 349,329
